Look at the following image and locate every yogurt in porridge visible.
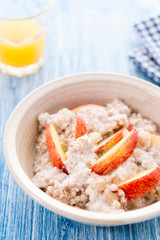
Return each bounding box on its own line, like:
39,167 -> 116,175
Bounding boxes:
33,99 -> 160,212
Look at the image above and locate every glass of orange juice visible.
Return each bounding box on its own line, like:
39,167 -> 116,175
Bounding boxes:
0,0 -> 51,77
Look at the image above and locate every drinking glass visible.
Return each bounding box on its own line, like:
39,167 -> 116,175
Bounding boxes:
0,0 -> 51,77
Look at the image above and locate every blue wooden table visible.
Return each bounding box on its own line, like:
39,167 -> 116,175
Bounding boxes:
1,0 -> 160,239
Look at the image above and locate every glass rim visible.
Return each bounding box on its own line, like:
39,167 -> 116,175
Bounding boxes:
0,0 -> 52,22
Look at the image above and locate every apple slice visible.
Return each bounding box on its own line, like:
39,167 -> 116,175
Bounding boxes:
118,167 -> 160,201
75,114 -> 87,139
46,123 -> 68,174
90,129 -> 138,175
72,104 -> 105,114
95,123 -> 132,152
151,134 -> 160,150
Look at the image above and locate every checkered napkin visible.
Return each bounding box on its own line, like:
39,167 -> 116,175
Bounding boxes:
129,16 -> 160,83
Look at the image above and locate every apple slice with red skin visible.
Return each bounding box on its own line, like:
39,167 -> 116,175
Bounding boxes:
75,114 -> 87,139
95,123 -> 132,152
90,129 -> 138,175
118,167 -> 160,201
72,104 -> 105,114
46,123 -> 68,174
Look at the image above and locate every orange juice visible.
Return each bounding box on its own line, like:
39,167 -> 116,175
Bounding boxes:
0,21 -> 46,68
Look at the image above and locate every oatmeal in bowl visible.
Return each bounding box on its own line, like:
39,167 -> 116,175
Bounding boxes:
33,99 -> 160,213
4,73 -> 160,225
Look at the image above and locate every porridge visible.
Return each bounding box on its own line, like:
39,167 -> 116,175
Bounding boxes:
33,99 -> 160,212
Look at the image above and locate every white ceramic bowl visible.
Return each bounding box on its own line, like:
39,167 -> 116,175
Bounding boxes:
4,72 -> 160,226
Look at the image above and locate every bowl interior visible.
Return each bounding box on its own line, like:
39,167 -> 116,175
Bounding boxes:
5,73 -> 160,225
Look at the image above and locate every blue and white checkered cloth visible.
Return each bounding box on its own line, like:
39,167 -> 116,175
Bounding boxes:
129,16 -> 160,83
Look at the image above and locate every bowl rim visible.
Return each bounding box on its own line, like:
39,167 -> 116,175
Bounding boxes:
3,72 -> 160,226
